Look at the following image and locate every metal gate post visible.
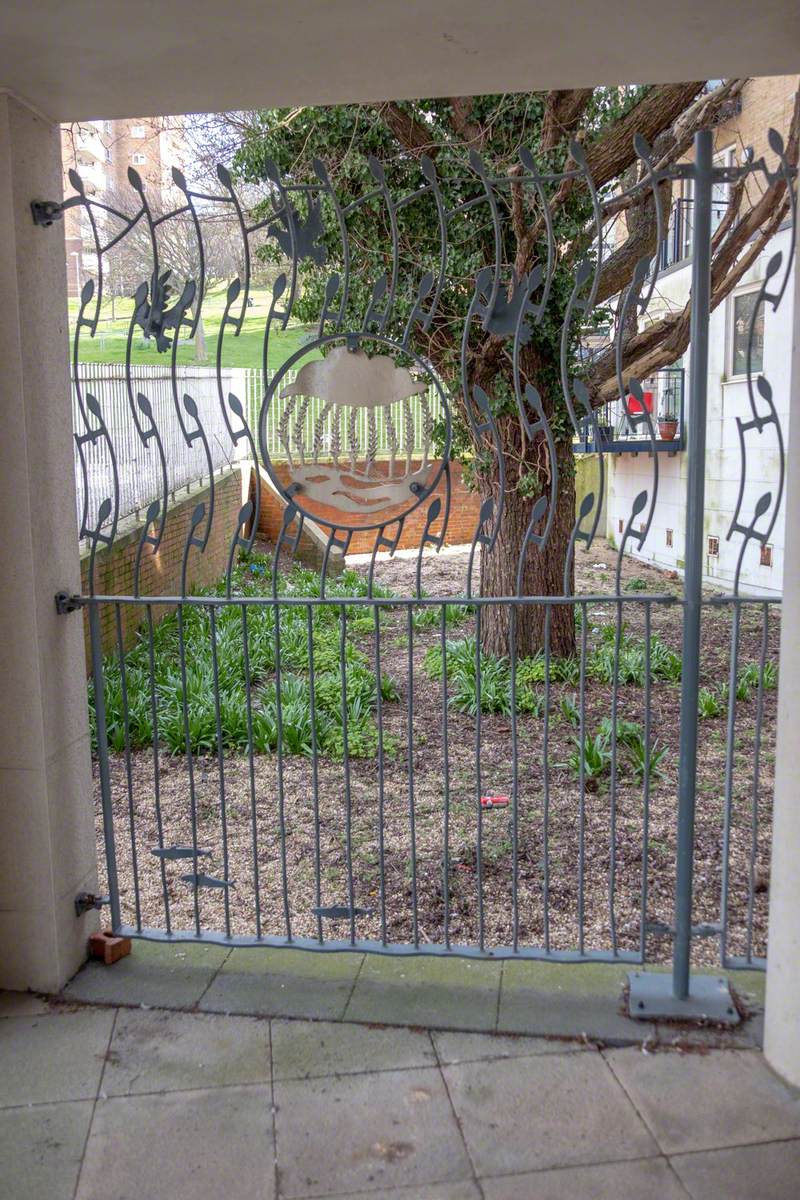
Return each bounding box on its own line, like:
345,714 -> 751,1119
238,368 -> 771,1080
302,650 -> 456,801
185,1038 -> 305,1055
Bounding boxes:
628,130 -> 738,1023
89,601 -> 122,932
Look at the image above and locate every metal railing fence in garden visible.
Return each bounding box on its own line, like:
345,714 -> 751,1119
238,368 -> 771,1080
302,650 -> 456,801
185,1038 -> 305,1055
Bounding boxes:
50,125 -> 796,1023
73,363 -> 444,530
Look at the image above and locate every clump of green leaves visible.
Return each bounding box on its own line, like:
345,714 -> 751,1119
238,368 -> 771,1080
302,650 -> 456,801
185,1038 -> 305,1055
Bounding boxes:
91,556 -> 400,761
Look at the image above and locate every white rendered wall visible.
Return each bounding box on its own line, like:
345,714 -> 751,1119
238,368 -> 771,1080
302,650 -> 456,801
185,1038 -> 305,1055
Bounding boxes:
606,225 -> 794,595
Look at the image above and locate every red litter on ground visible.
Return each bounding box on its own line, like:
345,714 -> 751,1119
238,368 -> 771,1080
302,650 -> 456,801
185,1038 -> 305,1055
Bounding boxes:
481,795 -> 510,809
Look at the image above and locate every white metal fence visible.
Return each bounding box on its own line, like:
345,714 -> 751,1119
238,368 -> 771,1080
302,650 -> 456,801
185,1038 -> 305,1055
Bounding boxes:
73,364 -> 445,530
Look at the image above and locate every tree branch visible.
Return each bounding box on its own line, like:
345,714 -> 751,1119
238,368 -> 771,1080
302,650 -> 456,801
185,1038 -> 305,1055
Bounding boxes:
373,101 -> 437,157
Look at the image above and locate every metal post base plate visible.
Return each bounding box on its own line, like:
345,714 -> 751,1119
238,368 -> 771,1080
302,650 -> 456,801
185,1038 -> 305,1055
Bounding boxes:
627,971 -> 740,1025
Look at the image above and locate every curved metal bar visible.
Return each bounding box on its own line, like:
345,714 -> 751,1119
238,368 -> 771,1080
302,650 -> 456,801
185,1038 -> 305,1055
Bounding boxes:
225,500 -> 255,598
133,500 -> 163,598
419,155 -> 448,331
180,502 -> 207,597
367,157 -> 399,333
568,140 -> 605,314
169,168 -> 206,339
467,150 -> 503,330
65,170 -> 103,331
367,519 -> 404,597
263,157 -> 300,329
518,148 -> 557,321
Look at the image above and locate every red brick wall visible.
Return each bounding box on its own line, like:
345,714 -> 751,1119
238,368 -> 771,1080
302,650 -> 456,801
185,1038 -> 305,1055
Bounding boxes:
256,460 -> 482,554
82,466 -> 246,661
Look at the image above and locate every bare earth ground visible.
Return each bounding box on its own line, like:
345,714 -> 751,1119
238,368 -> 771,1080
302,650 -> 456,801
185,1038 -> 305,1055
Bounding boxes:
94,540 -> 778,967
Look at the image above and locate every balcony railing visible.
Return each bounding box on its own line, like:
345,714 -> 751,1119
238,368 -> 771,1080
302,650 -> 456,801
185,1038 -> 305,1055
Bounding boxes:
574,366 -> 685,454
657,197 -> 730,270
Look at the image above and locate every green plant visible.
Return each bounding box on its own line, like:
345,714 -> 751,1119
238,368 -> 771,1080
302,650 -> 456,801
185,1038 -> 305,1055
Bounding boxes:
624,577 -> 648,592
559,694 -> 580,727
564,732 -> 612,781
598,717 -> 644,748
626,737 -> 668,783
698,687 -> 724,719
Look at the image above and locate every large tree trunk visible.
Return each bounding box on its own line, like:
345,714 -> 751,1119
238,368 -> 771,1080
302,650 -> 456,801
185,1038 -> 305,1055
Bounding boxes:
478,434 -> 576,660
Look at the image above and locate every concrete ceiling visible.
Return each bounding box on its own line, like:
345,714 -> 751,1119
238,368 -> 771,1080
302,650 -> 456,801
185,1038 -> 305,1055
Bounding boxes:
2,0 -> 799,122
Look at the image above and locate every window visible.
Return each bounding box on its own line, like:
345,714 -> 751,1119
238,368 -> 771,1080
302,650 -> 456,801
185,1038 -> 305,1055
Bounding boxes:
730,288 -> 765,377
131,125 -> 146,138
666,529 -> 673,548
711,147 -> 734,236
760,544 -> 773,568
708,535 -> 720,557
105,147 -> 113,163
132,152 -> 146,165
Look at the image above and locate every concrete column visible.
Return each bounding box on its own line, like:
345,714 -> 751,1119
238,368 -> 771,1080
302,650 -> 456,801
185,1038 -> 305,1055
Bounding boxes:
764,210 -> 800,1086
0,92 -> 98,992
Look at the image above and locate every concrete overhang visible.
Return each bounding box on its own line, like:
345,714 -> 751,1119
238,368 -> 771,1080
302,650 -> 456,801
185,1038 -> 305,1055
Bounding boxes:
1,0 -> 799,123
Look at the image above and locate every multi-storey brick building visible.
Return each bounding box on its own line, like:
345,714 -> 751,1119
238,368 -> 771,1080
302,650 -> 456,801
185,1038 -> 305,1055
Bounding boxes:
61,116 -> 186,294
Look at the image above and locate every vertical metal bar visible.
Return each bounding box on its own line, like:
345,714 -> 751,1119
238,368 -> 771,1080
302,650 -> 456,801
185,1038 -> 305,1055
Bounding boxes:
719,600 -> 741,962
542,605 -> 552,953
208,606 -> 231,938
746,601 -> 770,961
339,606 -> 356,947
407,605 -> 419,946
373,602 -> 388,945
640,602 -> 652,960
578,600 -> 588,954
177,602 -> 201,936
474,605 -> 484,951
441,606 -> 451,949
608,596 -> 622,954
90,602 -> 121,932
673,128 -> 713,1000
509,604 -> 520,952
240,604 -> 262,939
272,598 -> 292,940
145,605 -> 171,934
306,603 -> 323,944
114,603 -> 141,931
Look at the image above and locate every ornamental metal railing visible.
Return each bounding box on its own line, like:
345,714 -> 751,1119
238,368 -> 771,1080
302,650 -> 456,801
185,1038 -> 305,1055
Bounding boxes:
43,124 -> 797,1023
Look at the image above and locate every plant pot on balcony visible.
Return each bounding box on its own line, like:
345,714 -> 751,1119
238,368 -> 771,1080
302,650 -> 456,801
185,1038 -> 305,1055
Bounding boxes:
658,418 -> 678,441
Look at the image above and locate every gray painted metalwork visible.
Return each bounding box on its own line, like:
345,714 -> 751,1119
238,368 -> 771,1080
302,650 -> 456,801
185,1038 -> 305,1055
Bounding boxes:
43,128 -> 797,1005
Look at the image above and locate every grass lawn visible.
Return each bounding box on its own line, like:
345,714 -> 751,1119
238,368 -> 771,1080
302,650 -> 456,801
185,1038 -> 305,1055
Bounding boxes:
69,285 -> 317,371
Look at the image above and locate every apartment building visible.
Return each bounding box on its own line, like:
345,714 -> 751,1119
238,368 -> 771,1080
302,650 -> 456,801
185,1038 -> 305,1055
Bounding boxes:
597,75 -> 798,594
61,115 -> 186,294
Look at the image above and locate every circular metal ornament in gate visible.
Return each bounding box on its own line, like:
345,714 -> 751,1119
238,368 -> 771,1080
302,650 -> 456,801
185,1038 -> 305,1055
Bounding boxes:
259,333 -> 451,531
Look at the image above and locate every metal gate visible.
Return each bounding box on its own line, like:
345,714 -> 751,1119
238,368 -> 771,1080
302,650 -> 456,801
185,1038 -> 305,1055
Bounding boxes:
51,125 -> 796,1018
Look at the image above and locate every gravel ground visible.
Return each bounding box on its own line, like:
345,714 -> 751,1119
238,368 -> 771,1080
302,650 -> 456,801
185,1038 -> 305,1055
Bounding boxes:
94,540 -> 778,966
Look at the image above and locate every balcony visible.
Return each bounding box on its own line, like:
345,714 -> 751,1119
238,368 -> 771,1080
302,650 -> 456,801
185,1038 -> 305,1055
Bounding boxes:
575,366 -> 685,454
657,197 -> 730,270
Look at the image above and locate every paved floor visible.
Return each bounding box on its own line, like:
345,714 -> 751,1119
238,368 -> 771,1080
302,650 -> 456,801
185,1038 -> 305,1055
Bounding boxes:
2,947 -> 795,1200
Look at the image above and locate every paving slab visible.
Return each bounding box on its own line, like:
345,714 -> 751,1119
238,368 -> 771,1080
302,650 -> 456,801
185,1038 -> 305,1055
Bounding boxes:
274,1066 -> 472,1197
480,1156 -> 687,1199
200,947 -> 363,1019
0,1099 -> 94,1200
315,1186 -> 481,1199
0,1008 -> 115,1107
271,1017 -> 435,1080
605,1046 -> 800,1154
75,1084 -> 274,1200
497,960 -> 649,1042
671,1139 -> 800,1200
103,1008 -> 270,1095
0,990 -> 51,1018
443,1051 -> 657,1176
62,941 -> 229,1009
432,1029 -> 586,1065
345,956 -> 501,1031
